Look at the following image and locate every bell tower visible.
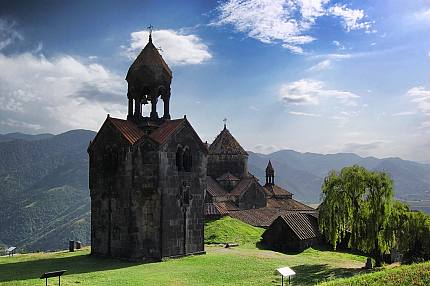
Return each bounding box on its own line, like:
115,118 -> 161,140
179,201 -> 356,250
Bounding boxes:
126,31 -> 172,129
265,160 -> 274,186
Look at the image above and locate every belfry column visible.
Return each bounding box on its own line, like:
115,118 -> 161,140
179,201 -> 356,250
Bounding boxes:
150,97 -> 158,119
162,93 -> 171,120
134,98 -> 141,117
127,98 -> 133,119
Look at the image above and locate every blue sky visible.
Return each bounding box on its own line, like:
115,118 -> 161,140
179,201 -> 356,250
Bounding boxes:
0,0 -> 429,161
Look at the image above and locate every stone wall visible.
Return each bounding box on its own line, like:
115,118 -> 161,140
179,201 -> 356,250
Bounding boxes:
207,154 -> 248,179
159,126 -> 206,257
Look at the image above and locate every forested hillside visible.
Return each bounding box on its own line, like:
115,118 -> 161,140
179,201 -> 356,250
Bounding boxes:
0,130 -> 95,252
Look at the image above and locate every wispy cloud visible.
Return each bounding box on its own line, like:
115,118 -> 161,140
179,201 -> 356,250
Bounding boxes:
289,111 -> 320,117
279,79 -> 359,106
407,86 -> 430,114
124,29 -> 212,65
212,0 -> 374,53
332,40 -> 345,50
308,59 -> 331,71
342,141 -> 389,155
392,111 -> 416,116
0,18 -> 23,51
413,8 -> 430,22
253,143 -> 281,154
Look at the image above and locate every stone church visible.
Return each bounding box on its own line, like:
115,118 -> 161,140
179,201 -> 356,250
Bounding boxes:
88,34 -> 207,261
204,126 -> 315,225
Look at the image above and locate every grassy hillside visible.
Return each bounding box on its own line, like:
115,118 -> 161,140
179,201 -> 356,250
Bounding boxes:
319,262 -> 430,286
204,216 -> 265,245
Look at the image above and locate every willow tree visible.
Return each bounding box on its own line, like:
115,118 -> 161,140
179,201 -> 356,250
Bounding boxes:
319,165 -> 394,267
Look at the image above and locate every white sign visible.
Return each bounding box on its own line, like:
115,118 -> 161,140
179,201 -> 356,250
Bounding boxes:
6,247 -> 16,253
277,266 -> 296,277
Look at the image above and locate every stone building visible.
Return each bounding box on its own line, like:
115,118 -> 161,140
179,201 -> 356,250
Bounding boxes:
88,34 -> 207,261
204,125 -> 267,219
204,128 -> 316,227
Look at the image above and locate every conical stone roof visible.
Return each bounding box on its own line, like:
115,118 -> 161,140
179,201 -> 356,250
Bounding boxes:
208,127 -> 248,155
126,35 -> 172,81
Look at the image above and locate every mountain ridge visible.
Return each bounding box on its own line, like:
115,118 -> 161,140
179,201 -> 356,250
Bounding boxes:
0,129 -> 428,251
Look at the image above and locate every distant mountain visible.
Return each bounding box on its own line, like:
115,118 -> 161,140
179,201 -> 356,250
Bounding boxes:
1,130 -> 429,252
248,150 -> 430,203
0,130 -> 95,252
0,132 -> 54,142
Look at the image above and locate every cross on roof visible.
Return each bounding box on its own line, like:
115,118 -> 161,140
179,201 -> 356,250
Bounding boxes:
223,118 -> 227,129
147,24 -> 154,36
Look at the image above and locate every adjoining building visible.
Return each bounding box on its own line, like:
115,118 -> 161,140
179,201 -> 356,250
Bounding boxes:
262,212 -> 321,252
88,34 -> 207,261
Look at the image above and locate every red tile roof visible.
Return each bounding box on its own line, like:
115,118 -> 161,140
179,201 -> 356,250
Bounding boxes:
229,207 -> 280,227
218,201 -> 239,211
207,176 -> 228,197
216,172 -> 240,181
204,202 -> 230,217
264,184 -> 293,198
108,117 -> 144,145
229,204 -> 317,228
266,197 -> 315,211
230,176 -> 264,196
149,119 -> 185,144
278,213 -> 320,240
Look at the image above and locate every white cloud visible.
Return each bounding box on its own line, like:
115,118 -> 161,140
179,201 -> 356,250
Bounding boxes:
253,143 -> 281,154
289,111 -> 320,117
392,111 -> 416,116
212,0 -> 374,53
279,79 -> 359,106
332,40 -> 345,50
342,141 -> 390,156
308,59 -> 331,71
407,86 -> 430,114
212,0 -> 316,53
413,9 -> 430,22
327,4 -> 375,33
0,52 -> 126,134
125,30 -> 212,65
0,118 -> 42,131
0,18 -> 23,51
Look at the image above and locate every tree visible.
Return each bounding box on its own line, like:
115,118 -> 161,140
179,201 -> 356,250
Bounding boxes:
319,165 -> 394,267
397,211 -> 430,262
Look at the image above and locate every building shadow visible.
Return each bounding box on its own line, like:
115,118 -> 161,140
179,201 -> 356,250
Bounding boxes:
289,264 -> 363,285
0,253 -> 142,283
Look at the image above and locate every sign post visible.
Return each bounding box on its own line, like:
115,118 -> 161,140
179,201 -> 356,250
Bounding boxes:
5,247 -> 16,257
40,270 -> 66,286
276,266 -> 296,285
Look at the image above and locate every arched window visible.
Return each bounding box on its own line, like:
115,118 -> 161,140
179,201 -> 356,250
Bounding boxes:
176,146 -> 183,171
183,148 -> 192,172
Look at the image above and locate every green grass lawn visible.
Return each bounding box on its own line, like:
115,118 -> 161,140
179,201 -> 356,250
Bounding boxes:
319,262 -> 430,286
0,217 -> 368,286
204,216 -> 265,246
0,246 -> 367,286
